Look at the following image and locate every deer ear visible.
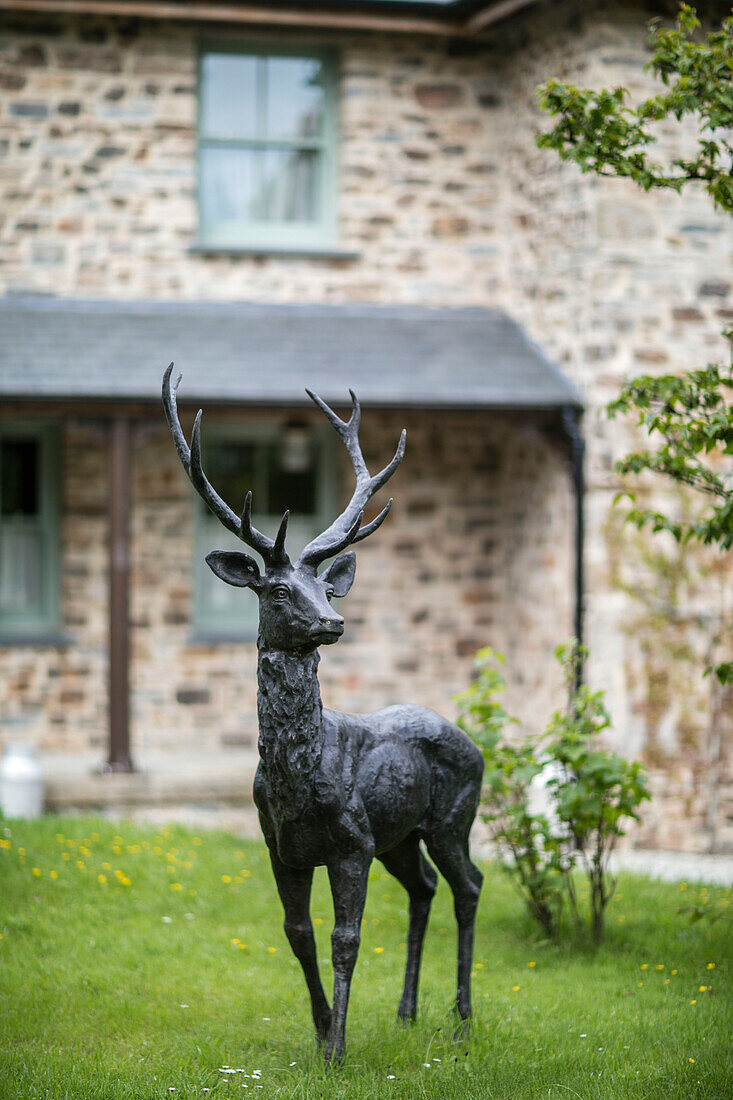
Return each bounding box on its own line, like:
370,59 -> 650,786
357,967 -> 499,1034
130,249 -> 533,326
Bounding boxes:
205,550 -> 261,590
321,551 -> 356,598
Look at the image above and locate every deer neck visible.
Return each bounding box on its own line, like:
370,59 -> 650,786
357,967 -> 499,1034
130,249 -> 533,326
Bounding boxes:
256,642 -> 324,818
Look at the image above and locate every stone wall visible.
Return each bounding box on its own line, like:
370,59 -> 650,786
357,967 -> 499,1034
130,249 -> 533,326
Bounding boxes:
0,0 -> 731,849
0,409 -> 574,756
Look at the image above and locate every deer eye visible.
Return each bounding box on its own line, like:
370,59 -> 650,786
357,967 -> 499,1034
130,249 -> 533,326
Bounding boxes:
271,586 -> 290,602
325,587 -> 334,602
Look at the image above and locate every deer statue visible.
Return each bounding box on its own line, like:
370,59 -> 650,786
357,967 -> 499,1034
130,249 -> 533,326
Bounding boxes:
162,363 -> 484,1063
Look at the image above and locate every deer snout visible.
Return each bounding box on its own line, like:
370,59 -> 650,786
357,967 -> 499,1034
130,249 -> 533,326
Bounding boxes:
319,614 -> 344,631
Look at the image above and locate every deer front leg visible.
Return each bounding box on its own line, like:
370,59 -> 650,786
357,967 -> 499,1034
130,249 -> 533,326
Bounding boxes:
325,845 -> 372,1064
267,847 -> 332,1043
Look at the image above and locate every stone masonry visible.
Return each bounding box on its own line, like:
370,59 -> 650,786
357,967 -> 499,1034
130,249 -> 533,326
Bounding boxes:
0,0 -> 731,850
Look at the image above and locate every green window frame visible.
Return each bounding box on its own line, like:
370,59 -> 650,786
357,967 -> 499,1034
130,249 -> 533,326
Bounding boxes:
0,422 -> 61,640
193,422 -> 337,640
197,43 -> 338,251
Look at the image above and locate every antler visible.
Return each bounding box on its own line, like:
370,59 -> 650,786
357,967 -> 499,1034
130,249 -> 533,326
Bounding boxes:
299,389 -> 406,569
162,363 -> 290,567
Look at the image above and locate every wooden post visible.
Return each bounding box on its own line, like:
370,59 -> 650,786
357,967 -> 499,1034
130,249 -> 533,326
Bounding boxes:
107,416 -> 134,772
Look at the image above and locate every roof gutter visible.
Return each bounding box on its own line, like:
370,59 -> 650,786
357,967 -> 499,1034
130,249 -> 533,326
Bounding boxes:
1,0 -> 541,36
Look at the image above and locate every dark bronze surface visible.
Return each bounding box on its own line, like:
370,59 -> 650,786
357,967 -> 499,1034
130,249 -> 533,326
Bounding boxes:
163,364 -> 484,1063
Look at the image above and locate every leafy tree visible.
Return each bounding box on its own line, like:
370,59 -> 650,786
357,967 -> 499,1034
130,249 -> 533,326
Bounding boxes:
537,5 -> 733,683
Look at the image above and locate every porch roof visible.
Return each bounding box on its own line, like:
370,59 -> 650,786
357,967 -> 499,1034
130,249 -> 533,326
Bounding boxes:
0,296 -> 582,410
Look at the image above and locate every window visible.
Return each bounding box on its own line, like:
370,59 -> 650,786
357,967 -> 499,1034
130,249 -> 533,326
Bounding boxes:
194,423 -> 336,638
0,424 -> 60,639
197,46 -> 337,251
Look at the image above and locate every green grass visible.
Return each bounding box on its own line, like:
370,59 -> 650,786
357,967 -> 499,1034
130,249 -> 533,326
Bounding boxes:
0,817 -> 731,1099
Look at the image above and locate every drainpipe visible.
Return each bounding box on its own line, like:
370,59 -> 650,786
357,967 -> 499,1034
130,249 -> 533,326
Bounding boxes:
560,405 -> 585,690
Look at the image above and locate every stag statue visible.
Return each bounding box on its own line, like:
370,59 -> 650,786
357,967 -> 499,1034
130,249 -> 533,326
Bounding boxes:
162,363 -> 484,1063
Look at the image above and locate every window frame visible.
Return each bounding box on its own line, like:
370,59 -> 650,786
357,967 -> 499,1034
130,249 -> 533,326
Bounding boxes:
192,420 -> 337,641
196,41 -> 339,252
0,421 -> 61,641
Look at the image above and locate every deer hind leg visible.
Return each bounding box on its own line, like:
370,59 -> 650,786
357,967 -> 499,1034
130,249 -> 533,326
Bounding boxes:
379,834 -> 437,1022
424,834 -> 483,1023
268,849 -> 332,1043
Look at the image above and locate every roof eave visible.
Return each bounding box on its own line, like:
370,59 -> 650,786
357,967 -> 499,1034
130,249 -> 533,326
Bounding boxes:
0,0 -> 542,37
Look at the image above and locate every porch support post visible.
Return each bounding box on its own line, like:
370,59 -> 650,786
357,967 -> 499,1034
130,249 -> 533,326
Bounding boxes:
560,405 -> 585,689
107,415 -> 134,772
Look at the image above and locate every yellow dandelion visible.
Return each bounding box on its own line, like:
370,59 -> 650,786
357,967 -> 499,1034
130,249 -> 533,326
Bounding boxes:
80,846 -> 91,857
690,1000 -> 697,1005
231,938 -> 240,945
268,947 -> 277,953
665,979 -> 670,985
672,969 -> 678,975
121,876 -> 131,886
374,947 -> 385,954
171,883 -> 182,891
679,882 -> 688,891
476,963 -> 483,969
241,869 -> 251,878
638,982 -> 643,988
221,875 -> 232,884
32,867 -> 42,877
76,861 -> 86,871
238,943 -> 247,950
98,874 -> 107,884
706,963 -> 715,970
19,848 -> 25,856
112,845 -> 122,854
50,870 -> 58,880
234,876 -> 243,884
528,961 -> 536,968
656,965 -> 664,971
314,917 -> 323,925
0,839 -> 10,850
640,964 -> 648,970
114,869 -> 125,880
698,986 -> 707,993
512,985 -> 520,992
689,1058 -> 695,1064
61,852 -> 70,861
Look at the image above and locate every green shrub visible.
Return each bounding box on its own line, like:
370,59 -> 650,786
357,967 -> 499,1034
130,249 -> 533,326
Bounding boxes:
456,644 -> 650,942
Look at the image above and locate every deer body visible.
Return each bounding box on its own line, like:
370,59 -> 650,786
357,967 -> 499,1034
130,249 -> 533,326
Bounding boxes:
163,366 -> 484,1062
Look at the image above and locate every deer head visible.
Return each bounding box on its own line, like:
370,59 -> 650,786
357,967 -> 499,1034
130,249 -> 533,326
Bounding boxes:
162,364 -> 406,653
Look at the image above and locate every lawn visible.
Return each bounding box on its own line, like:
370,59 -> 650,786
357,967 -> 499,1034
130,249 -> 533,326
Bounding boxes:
0,817 -> 730,1100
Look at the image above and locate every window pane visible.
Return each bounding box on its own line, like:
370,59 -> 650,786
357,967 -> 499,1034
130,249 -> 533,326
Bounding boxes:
1,439 -> 38,516
266,439 -> 317,517
200,53 -> 258,139
0,526 -> 41,611
265,56 -> 325,140
260,148 -> 318,223
203,441 -> 258,512
200,146 -> 263,225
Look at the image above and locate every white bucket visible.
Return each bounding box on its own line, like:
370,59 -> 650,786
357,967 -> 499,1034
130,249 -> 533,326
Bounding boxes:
0,743 -> 45,819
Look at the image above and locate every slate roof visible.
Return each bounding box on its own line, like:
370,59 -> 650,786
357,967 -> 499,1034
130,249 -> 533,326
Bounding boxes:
0,297 -> 582,410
